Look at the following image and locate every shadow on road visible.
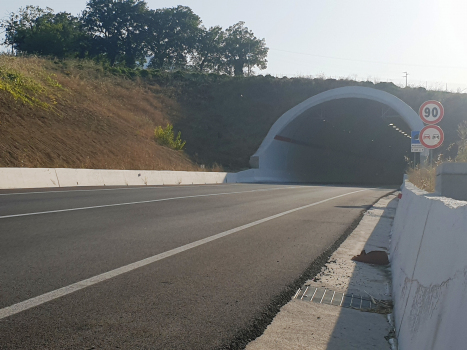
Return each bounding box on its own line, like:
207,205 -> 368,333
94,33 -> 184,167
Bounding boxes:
324,197 -> 398,350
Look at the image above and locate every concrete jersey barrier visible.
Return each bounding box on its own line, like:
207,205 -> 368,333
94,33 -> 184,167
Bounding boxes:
0,168 -> 239,189
391,181 -> 467,350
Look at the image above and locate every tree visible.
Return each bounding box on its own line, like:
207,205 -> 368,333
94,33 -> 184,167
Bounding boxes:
1,6 -> 85,58
1,6 -> 51,53
223,22 -> 268,76
192,26 -> 225,73
82,0 -> 149,67
145,6 -> 201,70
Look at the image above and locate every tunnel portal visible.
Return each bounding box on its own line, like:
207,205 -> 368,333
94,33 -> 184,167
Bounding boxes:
242,86 -> 425,185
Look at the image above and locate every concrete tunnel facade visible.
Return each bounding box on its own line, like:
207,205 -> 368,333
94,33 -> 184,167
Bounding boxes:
237,86 -> 426,184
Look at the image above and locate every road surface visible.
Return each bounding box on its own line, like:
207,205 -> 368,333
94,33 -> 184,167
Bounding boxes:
0,183 -> 392,349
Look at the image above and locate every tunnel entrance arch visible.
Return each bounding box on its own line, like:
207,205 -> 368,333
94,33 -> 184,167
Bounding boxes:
240,86 -> 426,183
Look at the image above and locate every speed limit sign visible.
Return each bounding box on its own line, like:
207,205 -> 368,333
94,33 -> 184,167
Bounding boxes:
419,100 -> 444,124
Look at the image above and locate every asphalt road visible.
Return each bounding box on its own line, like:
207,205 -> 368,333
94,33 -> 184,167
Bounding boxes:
0,183 -> 392,349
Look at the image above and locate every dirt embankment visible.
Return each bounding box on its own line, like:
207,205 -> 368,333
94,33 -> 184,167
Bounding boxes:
0,56 -> 199,171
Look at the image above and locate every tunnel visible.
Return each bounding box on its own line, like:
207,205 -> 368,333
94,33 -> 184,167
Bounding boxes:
238,86 -> 426,185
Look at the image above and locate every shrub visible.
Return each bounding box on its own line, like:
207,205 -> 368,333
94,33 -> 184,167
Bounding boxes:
154,123 -> 186,150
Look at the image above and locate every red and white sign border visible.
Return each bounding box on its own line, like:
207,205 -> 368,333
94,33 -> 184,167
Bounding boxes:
420,125 -> 444,149
419,100 -> 444,125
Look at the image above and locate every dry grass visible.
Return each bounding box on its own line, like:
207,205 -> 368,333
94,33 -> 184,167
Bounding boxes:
407,165 -> 437,192
0,55 -> 203,171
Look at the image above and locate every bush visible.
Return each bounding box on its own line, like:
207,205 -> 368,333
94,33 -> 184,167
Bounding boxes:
154,123 -> 186,150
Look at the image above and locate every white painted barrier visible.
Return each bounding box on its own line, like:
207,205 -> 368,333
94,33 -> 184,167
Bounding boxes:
0,168 -> 60,189
54,168 -> 104,187
391,181 -> 467,350
435,162 -> 467,201
0,168 -> 239,189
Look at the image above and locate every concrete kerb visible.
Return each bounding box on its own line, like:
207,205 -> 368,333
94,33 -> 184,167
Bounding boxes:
0,168 -> 239,190
190,172 -> 208,185
435,162 -> 467,201
0,168 -> 60,189
121,170 -> 147,186
99,169 -> 127,186
391,181 -> 467,350
54,168 -> 104,187
158,171 -> 184,185
139,170 -> 164,186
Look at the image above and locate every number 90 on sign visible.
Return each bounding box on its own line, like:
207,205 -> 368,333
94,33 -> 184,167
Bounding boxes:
419,100 -> 444,124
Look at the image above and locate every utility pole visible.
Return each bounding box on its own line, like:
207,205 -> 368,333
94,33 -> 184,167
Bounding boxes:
403,72 -> 409,87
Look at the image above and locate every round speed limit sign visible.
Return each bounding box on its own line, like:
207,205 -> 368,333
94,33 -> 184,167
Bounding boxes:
419,100 -> 444,124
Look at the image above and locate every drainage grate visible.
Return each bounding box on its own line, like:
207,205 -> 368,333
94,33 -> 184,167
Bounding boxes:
293,286 -> 374,311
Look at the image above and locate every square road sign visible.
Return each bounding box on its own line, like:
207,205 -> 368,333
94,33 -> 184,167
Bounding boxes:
411,131 -> 421,145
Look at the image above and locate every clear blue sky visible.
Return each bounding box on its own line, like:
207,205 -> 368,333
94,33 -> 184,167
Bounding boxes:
2,0 -> 467,91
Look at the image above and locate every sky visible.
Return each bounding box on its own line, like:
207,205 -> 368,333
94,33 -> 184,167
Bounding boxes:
1,0 -> 467,91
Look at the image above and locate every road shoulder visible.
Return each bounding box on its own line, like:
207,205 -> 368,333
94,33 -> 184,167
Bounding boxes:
246,193 -> 398,350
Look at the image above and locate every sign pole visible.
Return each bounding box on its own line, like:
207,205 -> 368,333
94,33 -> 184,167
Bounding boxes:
416,100 -> 444,168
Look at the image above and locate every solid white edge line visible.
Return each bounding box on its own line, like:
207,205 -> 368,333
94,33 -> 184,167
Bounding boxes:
0,188 -> 374,320
0,183 -> 243,196
0,186 -> 301,219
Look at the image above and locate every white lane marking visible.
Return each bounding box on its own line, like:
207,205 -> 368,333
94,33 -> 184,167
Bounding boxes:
0,183 -> 242,196
0,188 -> 372,320
320,289 -> 327,304
0,186 -> 303,219
310,287 -> 318,302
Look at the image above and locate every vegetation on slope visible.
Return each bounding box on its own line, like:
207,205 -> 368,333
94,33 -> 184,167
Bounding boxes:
0,55 -> 197,170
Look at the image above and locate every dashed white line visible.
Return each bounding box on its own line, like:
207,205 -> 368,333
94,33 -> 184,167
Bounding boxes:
0,183 -> 239,196
0,188 -> 371,320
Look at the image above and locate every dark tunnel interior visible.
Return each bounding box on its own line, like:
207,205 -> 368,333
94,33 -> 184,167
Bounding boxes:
276,98 -> 412,185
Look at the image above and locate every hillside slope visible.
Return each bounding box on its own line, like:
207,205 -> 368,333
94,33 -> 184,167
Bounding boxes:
0,56 -> 198,170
